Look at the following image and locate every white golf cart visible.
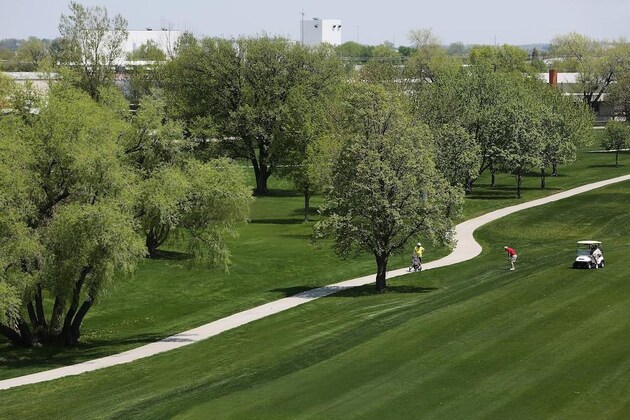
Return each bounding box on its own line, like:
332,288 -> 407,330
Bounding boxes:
573,240 -> 604,269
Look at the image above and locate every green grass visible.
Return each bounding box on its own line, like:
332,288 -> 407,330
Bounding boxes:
1,179 -> 629,418
0,131 -> 628,380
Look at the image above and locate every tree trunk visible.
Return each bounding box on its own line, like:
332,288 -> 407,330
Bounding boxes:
465,177 -> 474,194
516,172 -> 523,198
49,297 -> 65,337
254,138 -> 273,195
0,322 -> 30,347
256,166 -> 269,195
552,162 -> 558,177
540,167 -> 546,189
62,267 -> 90,346
16,317 -> 33,347
375,254 -> 389,292
304,186 -> 310,222
69,297 -> 94,346
616,150 -> 620,167
146,232 -> 159,257
146,226 -> 170,257
490,162 -> 496,187
35,285 -> 47,329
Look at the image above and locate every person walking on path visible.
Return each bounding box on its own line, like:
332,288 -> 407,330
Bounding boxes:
409,242 -> 425,271
414,242 -> 425,262
504,246 -> 517,270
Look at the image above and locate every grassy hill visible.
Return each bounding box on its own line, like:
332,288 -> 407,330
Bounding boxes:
1,175 -> 629,418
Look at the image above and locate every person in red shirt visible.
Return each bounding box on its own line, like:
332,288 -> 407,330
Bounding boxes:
504,246 -> 517,271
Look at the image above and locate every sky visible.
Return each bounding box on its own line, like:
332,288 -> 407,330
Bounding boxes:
1,0 -> 630,46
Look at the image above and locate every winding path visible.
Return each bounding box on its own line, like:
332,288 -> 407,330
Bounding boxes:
2,174 -> 630,391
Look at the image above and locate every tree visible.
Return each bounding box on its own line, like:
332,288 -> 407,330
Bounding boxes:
119,90 -> 253,259
315,84 -> 461,291
335,41 -> 373,68
57,1 -> 128,100
550,33 -> 630,110
16,37 -> 48,71
0,83 -> 145,347
137,159 -> 253,262
607,46 -> 630,120
468,44 -> 532,73
447,42 -> 468,57
538,81 -> 594,187
603,121 -> 630,167
491,80 -> 545,198
433,123 -> 481,189
404,28 -> 449,86
164,35 -> 343,195
0,80 -> 39,343
530,47 -> 547,72
127,40 -> 167,61
274,86 -> 334,221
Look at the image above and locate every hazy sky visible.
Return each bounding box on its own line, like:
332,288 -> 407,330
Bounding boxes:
2,0 -> 629,46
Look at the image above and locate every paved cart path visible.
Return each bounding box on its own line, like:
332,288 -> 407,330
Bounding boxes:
2,174 -> 630,391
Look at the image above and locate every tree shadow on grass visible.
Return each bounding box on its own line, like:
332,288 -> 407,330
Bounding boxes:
249,218 -> 305,225
271,286 -> 321,297
588,164 -> 625,168
467,185 -> 561,200
271,284 -> 438,299
148,250 -> 193,261
291,207 -> 320,218
260,189 -> 301,198
331,284 -> 438,297
0,333 -> 164,376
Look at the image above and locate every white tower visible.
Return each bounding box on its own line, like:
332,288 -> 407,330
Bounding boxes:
301,18 -> 342,46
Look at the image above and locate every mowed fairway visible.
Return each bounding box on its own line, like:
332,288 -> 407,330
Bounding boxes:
1,181 -> 629,418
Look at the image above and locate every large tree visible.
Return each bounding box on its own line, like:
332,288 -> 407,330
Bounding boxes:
164,36 -> 343,194
120,91 -> 253,259
490,80 -> 545,198
538,81 -> 594,187
0,83 -> 144,347
57,1 -> 128,100
137,159 -> 253,262
315,84 -> 462,291
550,33 -> 630,110
468,44 -> 533,74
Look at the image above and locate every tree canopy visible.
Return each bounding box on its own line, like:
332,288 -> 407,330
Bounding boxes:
0,78 -> 252,348
57,1 -> 128,100
164,35 -> 344,194
315,84 -> 462,291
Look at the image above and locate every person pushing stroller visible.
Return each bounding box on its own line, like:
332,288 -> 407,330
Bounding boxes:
409,242 -> 425,272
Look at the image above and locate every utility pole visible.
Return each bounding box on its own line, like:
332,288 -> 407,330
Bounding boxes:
301,10 -> 304,45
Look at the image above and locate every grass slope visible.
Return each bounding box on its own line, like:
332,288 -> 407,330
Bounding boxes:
1,180 -> 629,418
0,140 -> 627,379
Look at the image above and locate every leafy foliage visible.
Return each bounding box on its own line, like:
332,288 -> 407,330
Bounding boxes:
164,35 -> 344,194
57,1 -> 128,100
315,84 -> 462,291
603,120 -> 630,166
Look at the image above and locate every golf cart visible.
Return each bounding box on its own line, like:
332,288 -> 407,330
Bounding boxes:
573,240 -> 604,269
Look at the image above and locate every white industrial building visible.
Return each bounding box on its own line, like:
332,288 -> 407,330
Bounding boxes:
301,18 -> 342,47
123,29 -> 182,58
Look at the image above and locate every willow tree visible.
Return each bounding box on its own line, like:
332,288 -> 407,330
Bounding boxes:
315,84 -> 462,291
0,83 -> 144,347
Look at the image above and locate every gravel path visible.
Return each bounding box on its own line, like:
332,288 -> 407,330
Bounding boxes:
2,173 -> 630,391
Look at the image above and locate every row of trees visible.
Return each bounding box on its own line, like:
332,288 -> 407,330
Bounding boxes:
0,4 -> 256,347
0,2 -> 606,346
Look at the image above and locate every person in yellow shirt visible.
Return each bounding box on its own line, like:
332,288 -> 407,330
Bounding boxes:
409,242 -> 425,271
